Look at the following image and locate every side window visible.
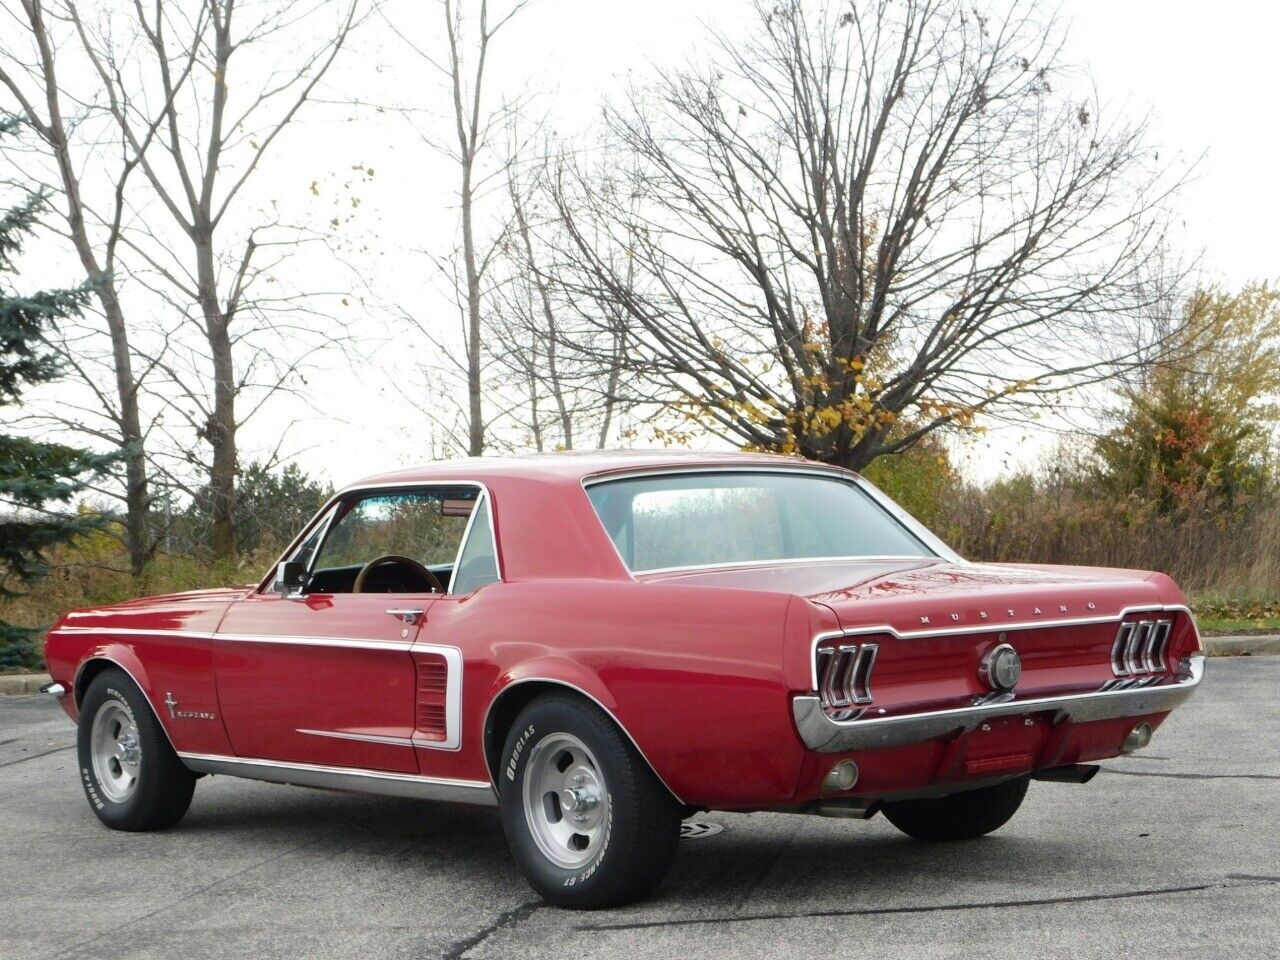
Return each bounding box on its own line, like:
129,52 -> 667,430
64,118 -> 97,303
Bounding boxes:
450,497 -> 499,594
309,488 -> 479,593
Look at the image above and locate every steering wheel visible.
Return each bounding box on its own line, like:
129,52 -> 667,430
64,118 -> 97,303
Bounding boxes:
352,555 -> 445,594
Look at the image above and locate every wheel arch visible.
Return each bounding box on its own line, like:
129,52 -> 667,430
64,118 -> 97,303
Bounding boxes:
481,670 -> 685,806
73,651 -> 179,753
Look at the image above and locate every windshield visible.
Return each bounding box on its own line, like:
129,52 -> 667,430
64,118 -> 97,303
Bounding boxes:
586,471 -> 935,573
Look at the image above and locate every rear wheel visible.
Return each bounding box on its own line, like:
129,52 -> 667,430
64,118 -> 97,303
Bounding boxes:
77,668 -> 196,831
882,776 -> 1029,841
498,694 -> 681,909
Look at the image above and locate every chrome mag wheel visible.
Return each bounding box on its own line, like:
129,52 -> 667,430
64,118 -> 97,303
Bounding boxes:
90,698 -> 142,803
521,732 -> 611,869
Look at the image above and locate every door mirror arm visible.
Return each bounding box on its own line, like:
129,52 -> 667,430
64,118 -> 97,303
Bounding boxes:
273,560 -> 309,599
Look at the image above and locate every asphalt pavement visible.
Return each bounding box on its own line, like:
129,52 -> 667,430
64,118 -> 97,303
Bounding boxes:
2,657 -> 1277,960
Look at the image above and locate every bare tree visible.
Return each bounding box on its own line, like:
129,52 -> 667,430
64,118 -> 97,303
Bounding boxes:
552,0 -> 1188,470
0,0 -> 167,574
385,0 -> 531,456
59,0 -> 362,559
491,141 -> 632,450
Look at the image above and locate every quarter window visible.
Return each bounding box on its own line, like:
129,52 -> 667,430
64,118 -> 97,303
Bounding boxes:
451,497 -> 499,594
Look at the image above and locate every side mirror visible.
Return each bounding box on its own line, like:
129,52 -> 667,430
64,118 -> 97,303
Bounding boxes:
274,560 -> 308,597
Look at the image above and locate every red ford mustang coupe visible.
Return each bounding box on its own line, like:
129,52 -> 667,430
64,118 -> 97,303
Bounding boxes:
42,451 -> 1204,908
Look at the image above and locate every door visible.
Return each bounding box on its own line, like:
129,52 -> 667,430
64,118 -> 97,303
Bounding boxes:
213,486 -> 482,773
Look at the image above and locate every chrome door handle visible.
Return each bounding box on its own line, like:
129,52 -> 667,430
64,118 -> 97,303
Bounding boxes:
384,608 -> 425,625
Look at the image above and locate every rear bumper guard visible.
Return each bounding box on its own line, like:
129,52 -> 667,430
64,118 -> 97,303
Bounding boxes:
793,655 -> 1205,753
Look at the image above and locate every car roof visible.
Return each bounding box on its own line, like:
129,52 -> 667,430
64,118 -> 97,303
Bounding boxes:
344,449 -> 848,490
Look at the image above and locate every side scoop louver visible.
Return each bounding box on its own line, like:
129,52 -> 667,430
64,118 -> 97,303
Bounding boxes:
415,654 -> 449,742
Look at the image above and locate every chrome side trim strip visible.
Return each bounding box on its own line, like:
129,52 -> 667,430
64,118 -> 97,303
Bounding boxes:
52,626 -> 415,654
793,655 -> 1205,753
297,728 -> 417,747
297,728 -> 461,751
55,626 -> 213,640
177,752 -> 497,807
218,633 -> 412,652
808,603 -> 1198,689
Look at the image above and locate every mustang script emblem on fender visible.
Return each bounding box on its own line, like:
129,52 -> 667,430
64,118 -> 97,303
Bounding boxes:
164,691 -> 216,721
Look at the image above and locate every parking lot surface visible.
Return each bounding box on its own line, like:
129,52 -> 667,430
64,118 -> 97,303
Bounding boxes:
2,657 -> 1277,960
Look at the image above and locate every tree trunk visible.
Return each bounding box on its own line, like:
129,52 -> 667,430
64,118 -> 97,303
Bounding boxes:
27,0 -> 151,575
195,233 -> 237,559
101,286 -> 151,576
460,157 -> 485,456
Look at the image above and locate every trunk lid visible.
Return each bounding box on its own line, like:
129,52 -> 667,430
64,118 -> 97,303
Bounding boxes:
645,558 -> 1194,716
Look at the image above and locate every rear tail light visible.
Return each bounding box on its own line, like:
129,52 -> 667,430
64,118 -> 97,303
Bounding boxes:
815,642 -> 878,711
1109,618 -> 1173,681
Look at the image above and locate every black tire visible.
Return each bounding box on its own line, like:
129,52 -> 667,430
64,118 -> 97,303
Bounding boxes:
882,776 -> 1029,841
498,694 -> 681,909
76,668 -> 196,831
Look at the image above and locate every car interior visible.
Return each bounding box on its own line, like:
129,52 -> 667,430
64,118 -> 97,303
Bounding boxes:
292,486 -> 498,595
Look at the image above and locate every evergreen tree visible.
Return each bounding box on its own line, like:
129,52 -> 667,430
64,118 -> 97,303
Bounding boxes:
1,115 -> 116,670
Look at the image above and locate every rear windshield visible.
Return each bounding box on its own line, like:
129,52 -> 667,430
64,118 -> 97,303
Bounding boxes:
586,471 -> 934,573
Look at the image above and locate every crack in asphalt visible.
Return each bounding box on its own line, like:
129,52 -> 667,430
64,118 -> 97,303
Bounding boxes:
1103,767 -> 1280,781
44,834 -> 333,960
440,901 -> 542,960
574,876 -> 1280,932
729,816 -> 800,915
0,743 -> 74,769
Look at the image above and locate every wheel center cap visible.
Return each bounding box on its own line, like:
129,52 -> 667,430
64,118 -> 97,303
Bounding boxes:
116,735 -> 140,766
560,786 -> 598,814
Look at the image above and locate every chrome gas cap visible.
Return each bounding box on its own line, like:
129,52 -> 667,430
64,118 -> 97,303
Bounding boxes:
981,642 -> 1022,692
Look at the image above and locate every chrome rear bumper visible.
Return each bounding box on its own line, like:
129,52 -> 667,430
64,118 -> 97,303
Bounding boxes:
39,681 -> 67,699
793,655 -> 1205,753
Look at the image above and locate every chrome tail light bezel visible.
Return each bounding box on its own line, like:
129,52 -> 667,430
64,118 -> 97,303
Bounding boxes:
1111,617 -> 1173,678
815,642 -> 878,714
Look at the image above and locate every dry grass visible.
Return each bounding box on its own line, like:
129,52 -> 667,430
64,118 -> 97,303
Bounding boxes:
936,479 -> 1280,631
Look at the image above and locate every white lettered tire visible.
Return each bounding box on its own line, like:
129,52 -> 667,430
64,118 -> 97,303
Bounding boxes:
498,693 -> 680,908
76,668 -> 196,831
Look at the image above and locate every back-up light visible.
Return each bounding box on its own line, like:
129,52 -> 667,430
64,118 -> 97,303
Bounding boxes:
815,642 -> 878,711
1110,619 -> 1173,678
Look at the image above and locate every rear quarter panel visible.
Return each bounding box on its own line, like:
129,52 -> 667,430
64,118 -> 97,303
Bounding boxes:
422,579 -> 816,808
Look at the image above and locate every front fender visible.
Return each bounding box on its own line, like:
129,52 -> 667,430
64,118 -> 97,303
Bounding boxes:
72,644 -> 177,748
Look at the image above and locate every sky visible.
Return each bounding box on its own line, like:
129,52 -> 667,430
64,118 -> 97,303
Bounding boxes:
13,0 -> 1280,490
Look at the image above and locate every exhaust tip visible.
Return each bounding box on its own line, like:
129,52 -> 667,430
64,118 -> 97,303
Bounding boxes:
1120,722 -> 1153,754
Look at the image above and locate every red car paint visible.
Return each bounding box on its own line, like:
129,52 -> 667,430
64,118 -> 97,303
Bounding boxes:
43,451 -> 1203,810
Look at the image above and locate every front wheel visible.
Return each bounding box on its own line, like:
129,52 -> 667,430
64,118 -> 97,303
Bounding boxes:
882,776 -> 1029,841
77,668 -> 196,831
498,694 -> 681,909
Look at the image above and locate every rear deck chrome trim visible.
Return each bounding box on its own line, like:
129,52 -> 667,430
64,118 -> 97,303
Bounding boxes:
793,655 -> 1205,753
808,603 -> 1199,689
177,752 -> 497,806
